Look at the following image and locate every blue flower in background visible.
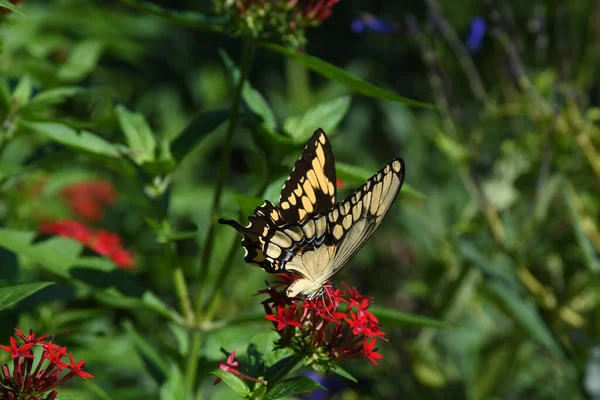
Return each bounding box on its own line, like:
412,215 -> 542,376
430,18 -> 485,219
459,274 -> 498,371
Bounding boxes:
301,371 -> 348,400
351,13 -> 398,34
466,16 -> 486,53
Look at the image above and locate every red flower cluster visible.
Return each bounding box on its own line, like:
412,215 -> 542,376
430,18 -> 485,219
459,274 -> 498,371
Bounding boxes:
259,275 -> 386,366
61,180 -> 117,222
41,219 -> 135,269
0,329 -> 93,400
213,350 -> 267,386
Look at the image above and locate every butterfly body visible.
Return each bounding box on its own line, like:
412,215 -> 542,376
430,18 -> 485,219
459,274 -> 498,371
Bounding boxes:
219,128 -> 405,298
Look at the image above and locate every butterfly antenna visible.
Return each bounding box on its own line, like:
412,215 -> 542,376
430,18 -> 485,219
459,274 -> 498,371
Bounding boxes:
218,218 -> 245,233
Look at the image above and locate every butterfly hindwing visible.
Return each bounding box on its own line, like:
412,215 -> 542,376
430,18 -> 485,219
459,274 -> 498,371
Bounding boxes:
278,129 -> 336,224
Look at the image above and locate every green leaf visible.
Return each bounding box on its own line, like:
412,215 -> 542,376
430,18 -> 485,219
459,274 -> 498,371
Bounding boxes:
329,364 -> 358,383
121,0 -> 228,32
211,369 -> 251,397
485,281 -> 564,359
0,0 -> 24,14
264,376 -> 324,399
232,193 -> 264,219
12,76 -> 32,108
24,87 -> 84,112
336,162 -> 426,199
220,49 -> 277,132
58,40 -> 104,82
0,282 -> 54,311
369,306 -> 452,328
22,121 -> 124,157
262,44 -> 433,109
115,105 -> 157,164
284,96 -> 351,143
170,109 -> 230,162
123,320 -> 170,381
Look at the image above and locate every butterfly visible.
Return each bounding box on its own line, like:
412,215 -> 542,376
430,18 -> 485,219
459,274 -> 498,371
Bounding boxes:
219,128 -> 405,299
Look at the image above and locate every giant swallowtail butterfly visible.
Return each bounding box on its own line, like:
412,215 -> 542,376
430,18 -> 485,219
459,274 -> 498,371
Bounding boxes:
219,128 -> 405,299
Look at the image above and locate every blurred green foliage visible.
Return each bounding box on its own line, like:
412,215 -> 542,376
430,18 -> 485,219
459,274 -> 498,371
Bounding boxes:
1,0 -> 600,399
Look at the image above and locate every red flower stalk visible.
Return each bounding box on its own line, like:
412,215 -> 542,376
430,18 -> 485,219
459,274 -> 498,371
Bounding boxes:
61,180 -> 117,222
0,329 -> 93,399
213,350 -> 267,386
258,275 -> 386,368
40,219 -> 136,269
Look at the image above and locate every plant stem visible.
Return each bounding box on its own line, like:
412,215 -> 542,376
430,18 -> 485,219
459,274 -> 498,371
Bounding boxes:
195,39 -> 255,316
185,39 -> 256,393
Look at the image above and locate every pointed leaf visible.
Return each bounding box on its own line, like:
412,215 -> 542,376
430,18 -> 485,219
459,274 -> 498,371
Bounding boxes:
0,282 -> 54,311
22,121 -> 124,157
211,370 -> 251,397
284,96 -> 350,143
263,44 -> 433,108
58,40 -> 104,82
220,49 -> 277,131
115,105 -> 157,164
265,376 -> 324,399
329,364 -> 358,383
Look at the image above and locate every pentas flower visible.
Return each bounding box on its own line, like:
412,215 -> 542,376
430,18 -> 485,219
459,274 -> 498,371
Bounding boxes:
61,180 -> 117,222
213,0 -> 341,48
40,219 -> 136,269
0,329 -> 93,400
258,275 -> 386,368
213,350 -> 267,385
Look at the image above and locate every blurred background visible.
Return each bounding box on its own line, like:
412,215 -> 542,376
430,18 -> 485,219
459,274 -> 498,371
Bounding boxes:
1,0 -> 600,399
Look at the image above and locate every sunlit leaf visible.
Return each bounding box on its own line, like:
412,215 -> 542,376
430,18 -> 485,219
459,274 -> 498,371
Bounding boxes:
284,96 -> 351,143
22,121 -> 125,157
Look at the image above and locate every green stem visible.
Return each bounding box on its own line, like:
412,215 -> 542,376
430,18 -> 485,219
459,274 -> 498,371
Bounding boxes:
203,175 -> 271,320
185,39 -> 256,393
195,39 -> 256,316
173,260 -> 195,325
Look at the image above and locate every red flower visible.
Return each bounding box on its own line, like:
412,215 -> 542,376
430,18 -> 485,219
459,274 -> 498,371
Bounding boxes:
0,329 -> 93,399
40,219 -> 136,269
0,336 -> 34,359
362,338 -> 383,365
265,305 -> 303,330
213,350 -> 267,386
258,278 -> 385,368
41,220 -> 93,244
61,180 -> 117,222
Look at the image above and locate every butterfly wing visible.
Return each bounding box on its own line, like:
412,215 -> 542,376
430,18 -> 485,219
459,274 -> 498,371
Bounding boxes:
278,128 -> 336,224
317,158 -> 405,280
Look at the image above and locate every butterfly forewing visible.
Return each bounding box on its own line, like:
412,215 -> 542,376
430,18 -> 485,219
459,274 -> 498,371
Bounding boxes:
278,129 -> 336,224
319,158 -> 405,280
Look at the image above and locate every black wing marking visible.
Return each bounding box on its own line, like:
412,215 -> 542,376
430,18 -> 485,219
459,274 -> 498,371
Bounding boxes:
278,128 -> 336,224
